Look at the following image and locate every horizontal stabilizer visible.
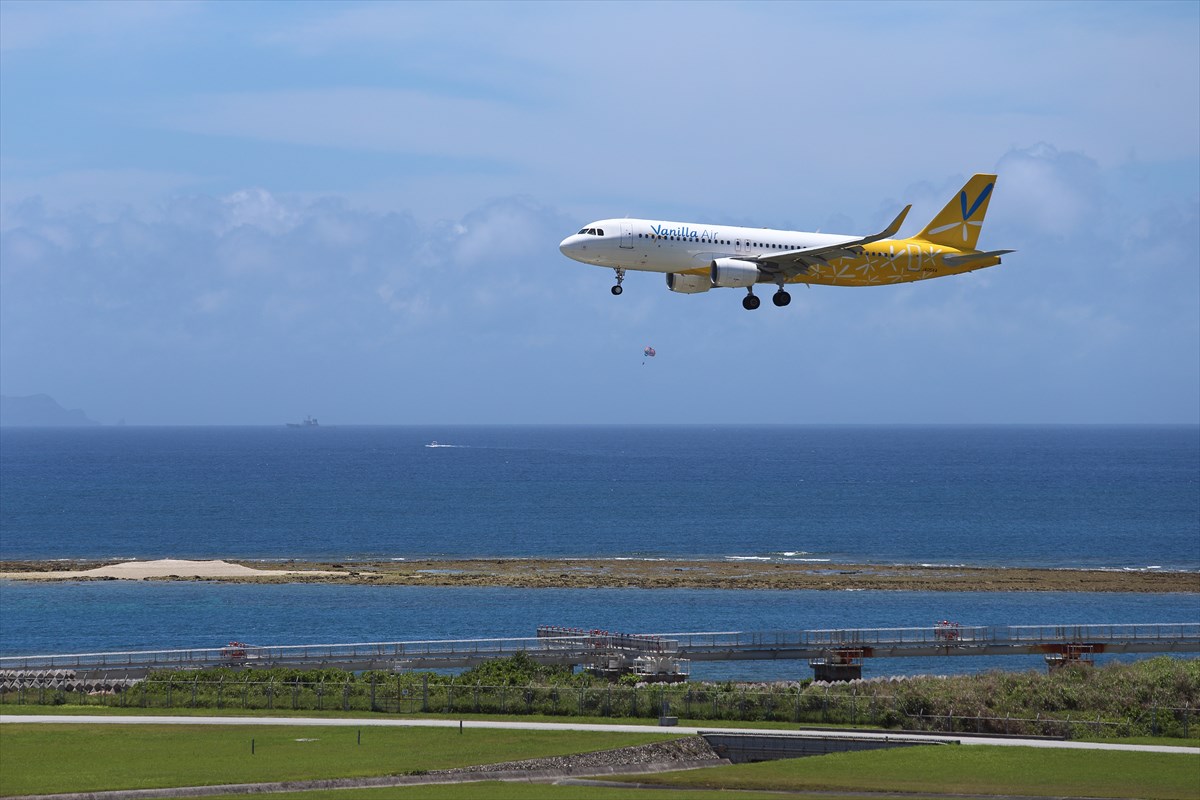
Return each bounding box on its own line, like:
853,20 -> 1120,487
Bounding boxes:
943,249 -> 1014,267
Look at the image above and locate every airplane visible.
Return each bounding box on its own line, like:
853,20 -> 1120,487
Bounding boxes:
558,174 -> 1012,310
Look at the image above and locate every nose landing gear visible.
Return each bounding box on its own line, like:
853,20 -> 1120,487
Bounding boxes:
611,268 -> 625,296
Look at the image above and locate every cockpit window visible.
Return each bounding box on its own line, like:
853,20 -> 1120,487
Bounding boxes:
596,228 -> 604,236
578,228 -> 588,234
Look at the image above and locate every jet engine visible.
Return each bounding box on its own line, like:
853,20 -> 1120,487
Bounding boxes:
665,273 -> 712,294
710,258 -> 760,288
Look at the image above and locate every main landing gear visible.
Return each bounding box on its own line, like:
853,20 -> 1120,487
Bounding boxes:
742,288 -> 791,310
611,268 -> 625,296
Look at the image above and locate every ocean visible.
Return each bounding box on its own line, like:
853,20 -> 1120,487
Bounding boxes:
1,425 -> 1197,679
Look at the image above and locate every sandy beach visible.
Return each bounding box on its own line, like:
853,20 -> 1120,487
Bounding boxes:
0,559 -> 347,581
0,558 -> 1195,593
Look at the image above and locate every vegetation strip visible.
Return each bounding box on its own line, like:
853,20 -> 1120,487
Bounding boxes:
7,656 -> 1195,740
3,558 -> 1197,592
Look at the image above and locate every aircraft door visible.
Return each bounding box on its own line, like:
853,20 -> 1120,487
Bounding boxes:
620,222 -> 633,249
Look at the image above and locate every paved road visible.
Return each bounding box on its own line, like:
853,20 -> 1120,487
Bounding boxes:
3,714 -> 1198,755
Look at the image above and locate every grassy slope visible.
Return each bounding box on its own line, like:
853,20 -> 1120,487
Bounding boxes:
621,744 -> 1200,800
0,724 -> 677,796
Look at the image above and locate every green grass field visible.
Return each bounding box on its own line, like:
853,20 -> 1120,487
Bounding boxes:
0,724 -> 677,796
3,719 -> 1197,799
6,703 -> 1199,748
618,744 -> 1200,800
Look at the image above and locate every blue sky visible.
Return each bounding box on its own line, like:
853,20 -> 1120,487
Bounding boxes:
1,0 -> 1197,425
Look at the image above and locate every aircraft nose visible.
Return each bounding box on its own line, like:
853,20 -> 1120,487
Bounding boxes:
559,235 -> 581,258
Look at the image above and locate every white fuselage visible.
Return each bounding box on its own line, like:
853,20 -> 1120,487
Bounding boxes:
558,218 -> 857,275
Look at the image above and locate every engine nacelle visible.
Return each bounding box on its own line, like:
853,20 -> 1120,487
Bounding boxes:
665,273 -> 712,294
710,258 -> 760,288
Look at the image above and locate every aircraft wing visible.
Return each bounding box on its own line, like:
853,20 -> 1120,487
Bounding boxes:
746,205 -> 911,279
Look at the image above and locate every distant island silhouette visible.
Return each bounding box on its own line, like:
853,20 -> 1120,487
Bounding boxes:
0,394 -> 100,426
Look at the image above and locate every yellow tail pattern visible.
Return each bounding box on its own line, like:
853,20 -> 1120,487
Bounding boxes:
914,173 -> 997,250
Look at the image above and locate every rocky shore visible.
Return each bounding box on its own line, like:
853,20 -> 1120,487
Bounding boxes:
1,558 -> 1196,593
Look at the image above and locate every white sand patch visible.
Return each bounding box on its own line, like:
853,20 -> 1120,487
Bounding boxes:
0,559 -> 346,581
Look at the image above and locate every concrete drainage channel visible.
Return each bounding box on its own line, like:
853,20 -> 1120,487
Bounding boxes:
700,731 -> 944,763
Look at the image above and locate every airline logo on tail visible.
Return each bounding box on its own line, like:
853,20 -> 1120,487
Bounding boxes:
916,174 -> 997,250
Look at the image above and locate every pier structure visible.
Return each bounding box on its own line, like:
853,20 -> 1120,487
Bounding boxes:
2,623 -> 1197,686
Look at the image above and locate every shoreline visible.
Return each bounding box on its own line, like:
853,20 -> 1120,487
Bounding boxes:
1,558 -> 1197,593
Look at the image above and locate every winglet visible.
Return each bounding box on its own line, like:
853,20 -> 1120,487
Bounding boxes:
860,205 -> 911,245
881,205 -> 911,238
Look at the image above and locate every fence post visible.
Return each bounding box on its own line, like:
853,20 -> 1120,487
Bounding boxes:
342,683 -> 350,712
217,680 -> 223,710
191,677 -> 197,708
370,678 -> 376,712
422,674 -> 428,713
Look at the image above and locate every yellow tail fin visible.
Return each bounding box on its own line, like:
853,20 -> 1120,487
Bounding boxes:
914,174 -> 997,250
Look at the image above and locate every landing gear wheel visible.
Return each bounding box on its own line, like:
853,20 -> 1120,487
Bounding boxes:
742,293 -> 761,311
611,267 -> 626,296
772,290 -> 791,307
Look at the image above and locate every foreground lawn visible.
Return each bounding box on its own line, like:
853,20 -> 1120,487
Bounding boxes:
620,744 -> 1200,800
0,724 -> 677,796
